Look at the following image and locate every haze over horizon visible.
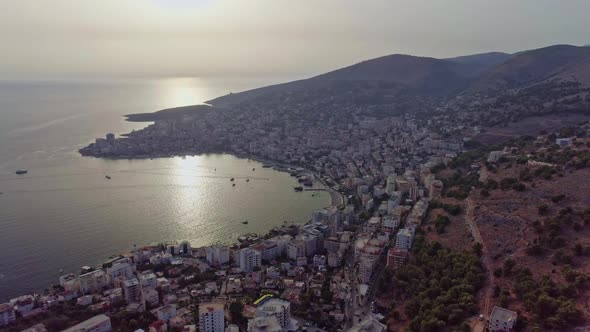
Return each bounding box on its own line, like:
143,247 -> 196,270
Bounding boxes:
2,0 -> 590,80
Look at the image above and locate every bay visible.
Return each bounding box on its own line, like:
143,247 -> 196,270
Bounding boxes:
0,78 -> 329,301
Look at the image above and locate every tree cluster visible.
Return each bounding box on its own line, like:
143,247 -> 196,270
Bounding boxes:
392,239 -> 485,332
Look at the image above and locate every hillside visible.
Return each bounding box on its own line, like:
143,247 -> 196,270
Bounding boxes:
470,44 -> 590,92
207,53 -> 488,107
427,122 -> 590,331
208,44 -> 590,114
445,51 -> 513,73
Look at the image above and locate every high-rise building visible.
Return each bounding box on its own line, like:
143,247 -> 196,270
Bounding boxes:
106,262 -> 134,285
181,241 -> 192,255
78,270 -> 107,294
139,272 -> 158,290
59,274 -> 80,293
386,248 -> 408,269
199,302 -> 225,332
123,278 -> 142,303
238,247 -> 261,272
255,298 -> 291,329
287,240 -> 306,260
395,228 -> 413,251
206,246 -> 230,266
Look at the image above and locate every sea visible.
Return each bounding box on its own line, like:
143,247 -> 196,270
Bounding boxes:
0,78 -> 330,301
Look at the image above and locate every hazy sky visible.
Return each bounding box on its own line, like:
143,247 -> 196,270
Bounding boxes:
2,0 -> 590,80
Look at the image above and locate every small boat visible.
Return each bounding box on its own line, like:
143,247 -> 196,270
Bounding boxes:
232,183 -> 236,187
15,170 -> 28,175
246,179 -> 250,182
105,175 -> 111,180
230,178 -> 235,181
242,220 -> 249,224
294,186 -> 303,192
252,168 -> 255,171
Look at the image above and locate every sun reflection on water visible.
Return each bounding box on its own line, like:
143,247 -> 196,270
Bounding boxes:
158,78 -> 208,108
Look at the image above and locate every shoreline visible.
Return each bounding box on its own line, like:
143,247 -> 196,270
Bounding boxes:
4,152 -> 341,302
80,148 -> 346,208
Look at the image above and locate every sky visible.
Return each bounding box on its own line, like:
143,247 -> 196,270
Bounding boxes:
1,0 -> 590,80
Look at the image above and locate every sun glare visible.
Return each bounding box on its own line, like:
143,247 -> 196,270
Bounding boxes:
159,78 -> 206,108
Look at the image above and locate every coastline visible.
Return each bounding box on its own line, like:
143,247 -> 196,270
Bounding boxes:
236,153 -> 346,208
5,152 -> 341,302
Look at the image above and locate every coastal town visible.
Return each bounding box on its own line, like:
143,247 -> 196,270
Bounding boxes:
1,95 -> 525,332
4,1 -> 590,330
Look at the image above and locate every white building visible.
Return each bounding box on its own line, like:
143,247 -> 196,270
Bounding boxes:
139,272 -> 158,290
199,302 -> 225,332
487,151 -> 504,163
106,262 -> 134,285
77,295 -> 93,306
78,270 -> 107,295
395,228 -> 414,251
247,316 -> 282,332
238,247 -> 262,272
296,234 -> 318,257
489,306 -> 517,332
381,218 -> 399,233
59,274 -> 80,294
346,314 -> 385,332
0,303 -> 16,327
123,278 -> 142,304
156,305 -> 177,323
206,246 -> 230,266
63,314 -> 112,332
226,324 -> 240,332
252,241 -> 279,262
385,175 -> 396,195
142,288 -> 159,308
287,241 -> 306,260
255,298 -> 292,329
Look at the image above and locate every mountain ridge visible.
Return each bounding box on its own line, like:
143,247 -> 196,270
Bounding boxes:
207,44 -> 590,109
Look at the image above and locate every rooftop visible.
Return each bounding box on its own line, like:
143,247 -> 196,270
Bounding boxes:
198,302 -> 224,315
62,314 -> 111,332
490,306 -> 517,322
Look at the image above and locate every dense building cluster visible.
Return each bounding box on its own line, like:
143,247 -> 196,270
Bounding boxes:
6,103 -> 478,331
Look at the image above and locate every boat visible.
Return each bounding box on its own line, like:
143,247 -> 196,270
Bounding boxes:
105,175 -> 111,180
232,183 -> 236,187
15,170 -> 28,175
246,179 -> 250,182
252,168 -> 255,171
294,186 -> 303,192
242,220 -> 249,224
230,178 -> 235,181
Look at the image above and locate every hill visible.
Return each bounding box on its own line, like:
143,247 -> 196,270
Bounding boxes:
208,44 -> 590,127
426,122 -> 590,331
470,44 -> 590,92
445,51 -> 512,73
207,53 -> 494,107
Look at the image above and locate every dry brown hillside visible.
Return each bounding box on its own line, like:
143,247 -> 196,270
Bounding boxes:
430,123 -> 590,331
